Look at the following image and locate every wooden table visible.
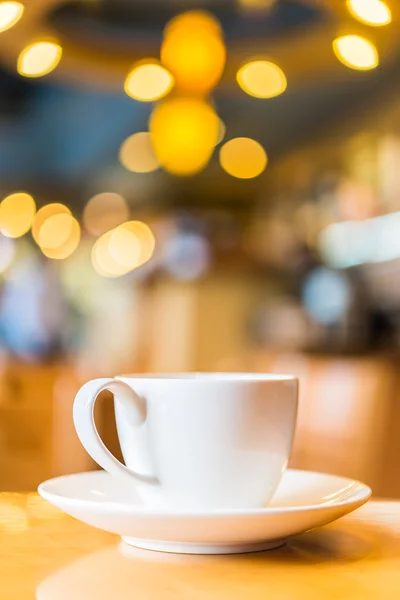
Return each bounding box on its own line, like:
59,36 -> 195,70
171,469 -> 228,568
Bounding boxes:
0,496 -> 399,600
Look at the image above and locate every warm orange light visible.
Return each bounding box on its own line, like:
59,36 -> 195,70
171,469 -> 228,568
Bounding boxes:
216,119 -> 226,145
112,221 -> 156,267
0,1 -> 24,33
347,0 -> 391,26
219,137 -> 268,179
119,132 -> 160,173
38,213 -> 73,249
32,203 -> 71,244
161,10 -> 226,95
91,220 -> 156,277
17,41 -> 62,78
333,35 -> 379,70
39,215 -> 81,260
163,10 -> 222,38
237,60 -> 287,98
150,97 -> 219,176
83,192 -> 129,236
0,192 -> 36,238
124,62 -> 174,102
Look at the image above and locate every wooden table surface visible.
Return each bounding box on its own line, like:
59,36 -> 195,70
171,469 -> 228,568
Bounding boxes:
0,495 -> 399,600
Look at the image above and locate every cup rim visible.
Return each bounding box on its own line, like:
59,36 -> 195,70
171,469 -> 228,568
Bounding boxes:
116,372 -> 298,382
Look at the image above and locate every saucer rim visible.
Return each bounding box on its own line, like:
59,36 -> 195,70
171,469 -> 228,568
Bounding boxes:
38,469 -> 372,518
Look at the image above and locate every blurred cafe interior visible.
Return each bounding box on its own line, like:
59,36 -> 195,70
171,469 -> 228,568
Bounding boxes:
0,0 -> 399,499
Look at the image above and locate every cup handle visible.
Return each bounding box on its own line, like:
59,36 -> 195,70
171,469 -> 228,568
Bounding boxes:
73,378 -> 158,485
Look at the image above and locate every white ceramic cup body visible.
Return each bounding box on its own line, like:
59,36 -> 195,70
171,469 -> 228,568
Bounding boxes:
73,373 -> 298,510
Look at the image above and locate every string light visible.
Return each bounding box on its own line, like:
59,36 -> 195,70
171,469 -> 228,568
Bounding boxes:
83,193 -> 129,236
161,10 -> 226,95
17,41 -> 62,78
124,62 -> 174,102
347,0 -> 391,26
0,1 -> 24,33
237,60 -> 287,98
333,35 -> 379,70
0,192 -> 36,238
119,132 -> 160,173
150,97 -> 219,176
219,137 -> 268,179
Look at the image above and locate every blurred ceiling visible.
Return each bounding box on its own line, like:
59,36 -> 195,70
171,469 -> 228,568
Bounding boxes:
0,0 -> 399,212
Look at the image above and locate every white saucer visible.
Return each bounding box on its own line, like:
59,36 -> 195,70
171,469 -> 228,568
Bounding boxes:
38,469 -> 371,554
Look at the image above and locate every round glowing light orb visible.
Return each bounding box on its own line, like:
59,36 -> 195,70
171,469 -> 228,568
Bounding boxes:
333,35 -> 379,71
124,62 -> 174,102
113,221 -> 156,267
0,192 -> 36,238
83,192 -> 129,236
17,41 -> 62,78
92,221 -> 156,277
39,215 -> 81,260
119,132 -> 160,173
161,11 -> 226,95
237,60 -> 287,98
38,213 -> 74,249
164,10 -> 222,38
0,1 -> 24,33
347,0 -> 391,26
91,230 -> 130,278
219,137 -> 268,179
32,203 -> 71,244
150,97 -> 219,176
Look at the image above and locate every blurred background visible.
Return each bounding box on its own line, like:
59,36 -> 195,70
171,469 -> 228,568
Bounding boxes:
0,0 -> 399,497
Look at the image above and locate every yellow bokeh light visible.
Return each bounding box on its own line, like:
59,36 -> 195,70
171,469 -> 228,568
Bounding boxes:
114,221 -> 156,267
124,62 -> 174,102
161,11 -> 226,95
119,132 -> 160,173
17,41 -> 62,78
91,221 -> 155,277
216,119 -> 226,145
91,230 -> 130,278
237,60 -> 287,98
150,97 -> 219,176
38,213 -> 73,249
333,35 -> 379,70
0,192 -> 36,238
219,137 -> 268,179
164,10 -> 222,38
39,215 -> 80,260
347,0 -> 391,26
0,1 -> 24,33
32,203 -> 71,244
83,192 -> 129,236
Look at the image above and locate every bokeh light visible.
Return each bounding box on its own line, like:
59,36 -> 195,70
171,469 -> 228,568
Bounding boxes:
302,268 -> 351,325
162,231 -> 211,280
219,137 -> 268,179
161,10 -> 226,95
91,221 -> 155,278
39,215 -> 81,260
32,203 -> 71,244
0,192 -> 36,238
119,132 -> 160,173
150,97 -> 219,176
237,60 -> 287,98
83,192 -> 129,236
0,1 -> 24,33
124,62 -> 174,102
347,0 -> 391,26
17,41 -> 62,78
333,35 -> 379,71
0,234 -> 15,274
216,119 -> 226,145
38,213 -> 73,249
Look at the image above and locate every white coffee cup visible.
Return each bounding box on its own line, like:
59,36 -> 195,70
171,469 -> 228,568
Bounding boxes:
73,373 -> 298,510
